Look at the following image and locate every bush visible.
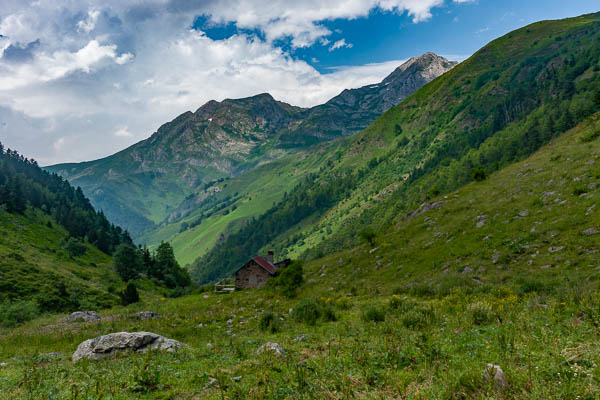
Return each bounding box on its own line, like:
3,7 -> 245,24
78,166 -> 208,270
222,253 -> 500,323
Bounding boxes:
0,299 -> 40,327
402,306 -> 435,329
469,302 -> 497,325
359,229 -> 376,246
362,306 -> 385,322
62,237 -> 87,257
269,260 -> 303,297
120,282 -> 140,306
291,299 -> 336,326
471,167 -> 487,181
259,311 -> 281,333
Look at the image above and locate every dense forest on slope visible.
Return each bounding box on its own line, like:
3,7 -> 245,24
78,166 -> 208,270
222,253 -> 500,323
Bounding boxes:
0,143 -> 136,314
0,143 -> 132,253
192,12 -> 600,284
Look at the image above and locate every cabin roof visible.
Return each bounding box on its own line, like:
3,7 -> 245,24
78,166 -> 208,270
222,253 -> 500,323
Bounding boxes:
251,256 -> 276,274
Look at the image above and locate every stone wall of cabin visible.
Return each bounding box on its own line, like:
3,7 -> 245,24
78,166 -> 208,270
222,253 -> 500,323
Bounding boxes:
235,261 -> 271,289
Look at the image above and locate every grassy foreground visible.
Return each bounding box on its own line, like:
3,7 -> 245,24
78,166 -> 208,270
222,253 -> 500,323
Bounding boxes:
1,116 -> 599,399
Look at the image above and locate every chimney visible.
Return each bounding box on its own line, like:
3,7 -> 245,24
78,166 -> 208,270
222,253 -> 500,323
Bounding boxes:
267,250 -> 274,263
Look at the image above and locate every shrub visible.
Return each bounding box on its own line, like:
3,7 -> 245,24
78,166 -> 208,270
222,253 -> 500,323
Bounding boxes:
291,299 -> 336,326
362,306 -> 385,322
259,311 -> 281,333
469,302 -> 496,325
402,306 -> 435,329
359,229 -> 376,246
0,299 -> 40,327
62,237 -> 87,257
120,282 -> 140,306
471,167 -> 487,181
269,260 -> 304,297
389,295 -> 417,312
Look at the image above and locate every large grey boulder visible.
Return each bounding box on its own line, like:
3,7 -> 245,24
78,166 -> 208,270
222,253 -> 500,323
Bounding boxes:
72,331 -> 185,362
66,311 -> 100,322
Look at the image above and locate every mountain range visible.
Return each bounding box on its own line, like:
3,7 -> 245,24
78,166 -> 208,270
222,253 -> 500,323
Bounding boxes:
46,53 -> 457,238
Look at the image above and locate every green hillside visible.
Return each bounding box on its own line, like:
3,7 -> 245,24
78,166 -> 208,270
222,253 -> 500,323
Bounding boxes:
138,139 -> 347,266
193,12 -> 600,284
1,109 -> 598,399
0,143 -> 144,320
0,209 -> 122,313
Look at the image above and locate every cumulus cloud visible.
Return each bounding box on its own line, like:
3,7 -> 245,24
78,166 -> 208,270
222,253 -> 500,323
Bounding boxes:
0,0 -> 470,164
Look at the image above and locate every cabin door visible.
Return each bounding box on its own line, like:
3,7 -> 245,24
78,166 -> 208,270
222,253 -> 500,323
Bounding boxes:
248,273 -> 257,287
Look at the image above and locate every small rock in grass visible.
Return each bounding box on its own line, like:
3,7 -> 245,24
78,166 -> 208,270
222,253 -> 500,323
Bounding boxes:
133,311 -> 158,320
0,362 -> 7,367
205,377 -> 219,388
232,376 -> 242,382
42,352 -> 61,360
206,343 -> 214,350
492,253 -> 501,264
66,311 -> 100,323
484,364 -> 508,389
476,220 -> 486,228
518,210 -> 529,217
257,342 -> 285,356
583,228 -> 599,236
548,246 -> 564,253
540,265 -> 552,270
462,267 -> 473,274
294,334 -> 309,342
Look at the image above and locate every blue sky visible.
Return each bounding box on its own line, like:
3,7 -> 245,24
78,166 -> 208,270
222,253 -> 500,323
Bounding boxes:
198,0 -> 600,72
0,0 -> 598,164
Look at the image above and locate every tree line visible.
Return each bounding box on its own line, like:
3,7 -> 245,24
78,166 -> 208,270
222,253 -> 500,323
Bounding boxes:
0,143 -> 132,253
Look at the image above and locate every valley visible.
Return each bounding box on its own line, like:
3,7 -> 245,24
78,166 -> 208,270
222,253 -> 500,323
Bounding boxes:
1,6 -> 599,400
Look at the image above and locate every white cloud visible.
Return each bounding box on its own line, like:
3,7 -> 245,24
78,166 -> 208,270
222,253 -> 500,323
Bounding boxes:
53,137 -> 65,151
329,38 -> 353,51
0,40 -> 133,91
114,126 -> 133,137
77,10 -> 100,33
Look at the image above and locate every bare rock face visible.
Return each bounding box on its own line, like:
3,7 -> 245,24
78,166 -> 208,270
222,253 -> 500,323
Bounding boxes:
72,332 -> 185,362
66,311 -> 100,323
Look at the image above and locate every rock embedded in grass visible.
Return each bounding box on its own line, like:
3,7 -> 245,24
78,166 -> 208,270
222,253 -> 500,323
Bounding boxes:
66,311 -> 100,322
484,364 -> 508,389
132,311 -> 159,320
257,342 -> 286,356
72,331 -> 186,362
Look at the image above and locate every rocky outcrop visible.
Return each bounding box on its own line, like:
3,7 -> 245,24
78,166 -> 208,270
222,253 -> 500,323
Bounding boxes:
72,331 -> 186,362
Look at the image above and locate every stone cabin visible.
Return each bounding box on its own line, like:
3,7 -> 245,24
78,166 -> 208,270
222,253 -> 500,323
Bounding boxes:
234,251 -> 291,289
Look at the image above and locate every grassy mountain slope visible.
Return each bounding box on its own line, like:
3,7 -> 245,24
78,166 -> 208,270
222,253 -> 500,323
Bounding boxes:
0,209 -> 121,312
193,12 -> 600,284
138,139 -> 347,266
46,55 -> 455,238
1,111 -> 598,399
